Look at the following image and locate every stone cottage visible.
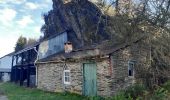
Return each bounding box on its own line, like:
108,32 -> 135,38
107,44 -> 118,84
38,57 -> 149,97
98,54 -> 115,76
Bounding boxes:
35,0 -> 151,97
36,30 -> 150,96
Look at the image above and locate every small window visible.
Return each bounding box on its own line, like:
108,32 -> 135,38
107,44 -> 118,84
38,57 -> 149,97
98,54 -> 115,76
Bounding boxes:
64,70 -> 71,85
128,61 -> 135,77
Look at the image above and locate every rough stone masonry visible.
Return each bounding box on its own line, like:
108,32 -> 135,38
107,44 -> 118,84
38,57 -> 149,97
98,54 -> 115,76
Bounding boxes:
37,39 -> 150,96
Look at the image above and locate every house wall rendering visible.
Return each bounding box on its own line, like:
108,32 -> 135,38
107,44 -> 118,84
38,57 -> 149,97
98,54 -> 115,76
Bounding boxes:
0,55 -> 13,69
0,54 -> 13,82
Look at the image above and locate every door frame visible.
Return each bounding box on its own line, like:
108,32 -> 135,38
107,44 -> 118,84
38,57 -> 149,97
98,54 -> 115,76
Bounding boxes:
82,61 -> 97,96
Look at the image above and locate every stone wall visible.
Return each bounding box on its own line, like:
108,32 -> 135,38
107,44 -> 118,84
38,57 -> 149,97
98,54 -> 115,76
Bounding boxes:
37,62 -> 83,94
37,58 -> 113,96
37,40 -> 150,96
96,59 -> 112,96
109,40 -> 150,95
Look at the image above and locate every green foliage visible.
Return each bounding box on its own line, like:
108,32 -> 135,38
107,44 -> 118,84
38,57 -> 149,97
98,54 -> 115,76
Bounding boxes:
111,92 -> 127,100
1,82 -> 170,100
124,84 -> 146,99
110,91 -> 135,100
162,80 -> 170,92
26,38 -> 37,46
15,36 -> 37,52
88,96 -> 105,100
151,87 -> 168,100
111,83 -> 170,100
15,36 -> 27,52
0,83 -> 87,100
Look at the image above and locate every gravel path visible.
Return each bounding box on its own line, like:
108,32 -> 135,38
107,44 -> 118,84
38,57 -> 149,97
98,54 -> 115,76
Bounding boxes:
0,96 -> 8,100
0,83 -> 8,100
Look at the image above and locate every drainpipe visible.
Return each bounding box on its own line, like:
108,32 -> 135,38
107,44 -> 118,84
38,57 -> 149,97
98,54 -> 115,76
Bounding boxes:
33,47 -> 39,87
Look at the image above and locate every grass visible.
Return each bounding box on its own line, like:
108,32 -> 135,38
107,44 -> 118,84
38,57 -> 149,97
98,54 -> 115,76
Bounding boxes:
0,83 -> 87,100
1,82 -> 170,100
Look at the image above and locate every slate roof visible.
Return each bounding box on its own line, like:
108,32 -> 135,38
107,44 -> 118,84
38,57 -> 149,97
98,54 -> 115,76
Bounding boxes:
14,42 -> 40,55
38,35 -> 146,62
0,52 -> 14,59
0,68 -> 11,72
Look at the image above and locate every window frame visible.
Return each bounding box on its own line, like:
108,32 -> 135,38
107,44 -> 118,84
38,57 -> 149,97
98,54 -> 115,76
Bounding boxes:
128,61 -> 135,77
63,70 -> 71,85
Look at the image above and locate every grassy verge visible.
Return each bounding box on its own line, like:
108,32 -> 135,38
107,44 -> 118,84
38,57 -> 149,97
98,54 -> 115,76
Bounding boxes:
0,83 -> 87,100
1,82 -> 170,100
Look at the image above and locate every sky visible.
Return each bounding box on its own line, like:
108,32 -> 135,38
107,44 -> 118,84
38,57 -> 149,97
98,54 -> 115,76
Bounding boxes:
0,0 -> 52,57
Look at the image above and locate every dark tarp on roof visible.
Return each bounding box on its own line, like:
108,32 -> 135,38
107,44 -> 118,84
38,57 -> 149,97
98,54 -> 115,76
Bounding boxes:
38,36 -> 145,62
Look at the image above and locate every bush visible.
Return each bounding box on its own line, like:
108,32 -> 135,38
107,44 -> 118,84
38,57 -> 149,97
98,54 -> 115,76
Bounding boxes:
88,96 -> 105,100
111,92 -> 127,100
124,84 -> 146,99
162,80 -> 170,92
151,87 -> 168,100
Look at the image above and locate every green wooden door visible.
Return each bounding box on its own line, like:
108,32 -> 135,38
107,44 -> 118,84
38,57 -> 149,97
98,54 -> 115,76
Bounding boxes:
83,63 -> 97,96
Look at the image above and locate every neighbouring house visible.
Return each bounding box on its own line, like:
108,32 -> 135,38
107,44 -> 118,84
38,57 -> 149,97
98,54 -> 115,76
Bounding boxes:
0,52 -> 14,82
36,30 -> 150,96
11,42 -> 39,87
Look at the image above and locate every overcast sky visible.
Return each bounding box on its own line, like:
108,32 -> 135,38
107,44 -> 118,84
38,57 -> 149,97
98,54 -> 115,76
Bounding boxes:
0,0 -> 52,57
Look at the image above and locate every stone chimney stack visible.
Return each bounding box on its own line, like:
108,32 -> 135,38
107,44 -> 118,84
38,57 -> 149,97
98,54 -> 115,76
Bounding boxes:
64,42 -> 73,53
62,0 -> 88,4
63,0 -> 72,4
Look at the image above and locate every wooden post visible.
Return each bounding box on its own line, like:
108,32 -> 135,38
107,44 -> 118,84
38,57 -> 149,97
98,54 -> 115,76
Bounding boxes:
20,53 -> 24,86
14,67 -> 17,83
20,67 -> 23,86
27,66 -> 30,87
16,55 -> 18,65
28,50 -> 31,63
11,56 -> 14,82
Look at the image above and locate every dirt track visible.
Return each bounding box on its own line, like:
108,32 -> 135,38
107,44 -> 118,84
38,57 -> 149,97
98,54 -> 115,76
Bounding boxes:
0,83 -> 8,100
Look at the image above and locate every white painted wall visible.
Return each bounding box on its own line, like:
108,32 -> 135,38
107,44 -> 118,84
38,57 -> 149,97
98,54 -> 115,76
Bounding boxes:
0,55 -> 12,82
2,73 -> 10,82
0,55 -> 12,69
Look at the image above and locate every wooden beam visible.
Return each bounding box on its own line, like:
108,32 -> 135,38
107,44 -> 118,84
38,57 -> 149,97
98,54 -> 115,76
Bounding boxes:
27,66 -> 30,87
20,67 -> 23,86
11,56 -> 14,82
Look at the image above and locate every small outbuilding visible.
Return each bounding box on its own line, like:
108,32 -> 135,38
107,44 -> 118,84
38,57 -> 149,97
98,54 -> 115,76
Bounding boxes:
36,31 -> 150,96
11,43 -> 39,87
0,52 -> 14,82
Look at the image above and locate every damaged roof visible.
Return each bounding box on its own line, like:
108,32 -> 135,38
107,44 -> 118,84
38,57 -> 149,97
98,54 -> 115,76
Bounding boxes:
38,35 -> 145,63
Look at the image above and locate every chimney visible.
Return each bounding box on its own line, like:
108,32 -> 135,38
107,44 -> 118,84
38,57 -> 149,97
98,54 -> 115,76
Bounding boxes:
64,42 -> 73,53
63,0 -> 72,4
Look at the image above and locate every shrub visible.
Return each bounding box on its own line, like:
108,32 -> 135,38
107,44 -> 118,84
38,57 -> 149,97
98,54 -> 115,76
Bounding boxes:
124,84 -> 146,99
151,87 -> 168,100
88,96 -> 105,100
111,92 -> 127,100
162,80 -> 170,92
110,91 -> 136,100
